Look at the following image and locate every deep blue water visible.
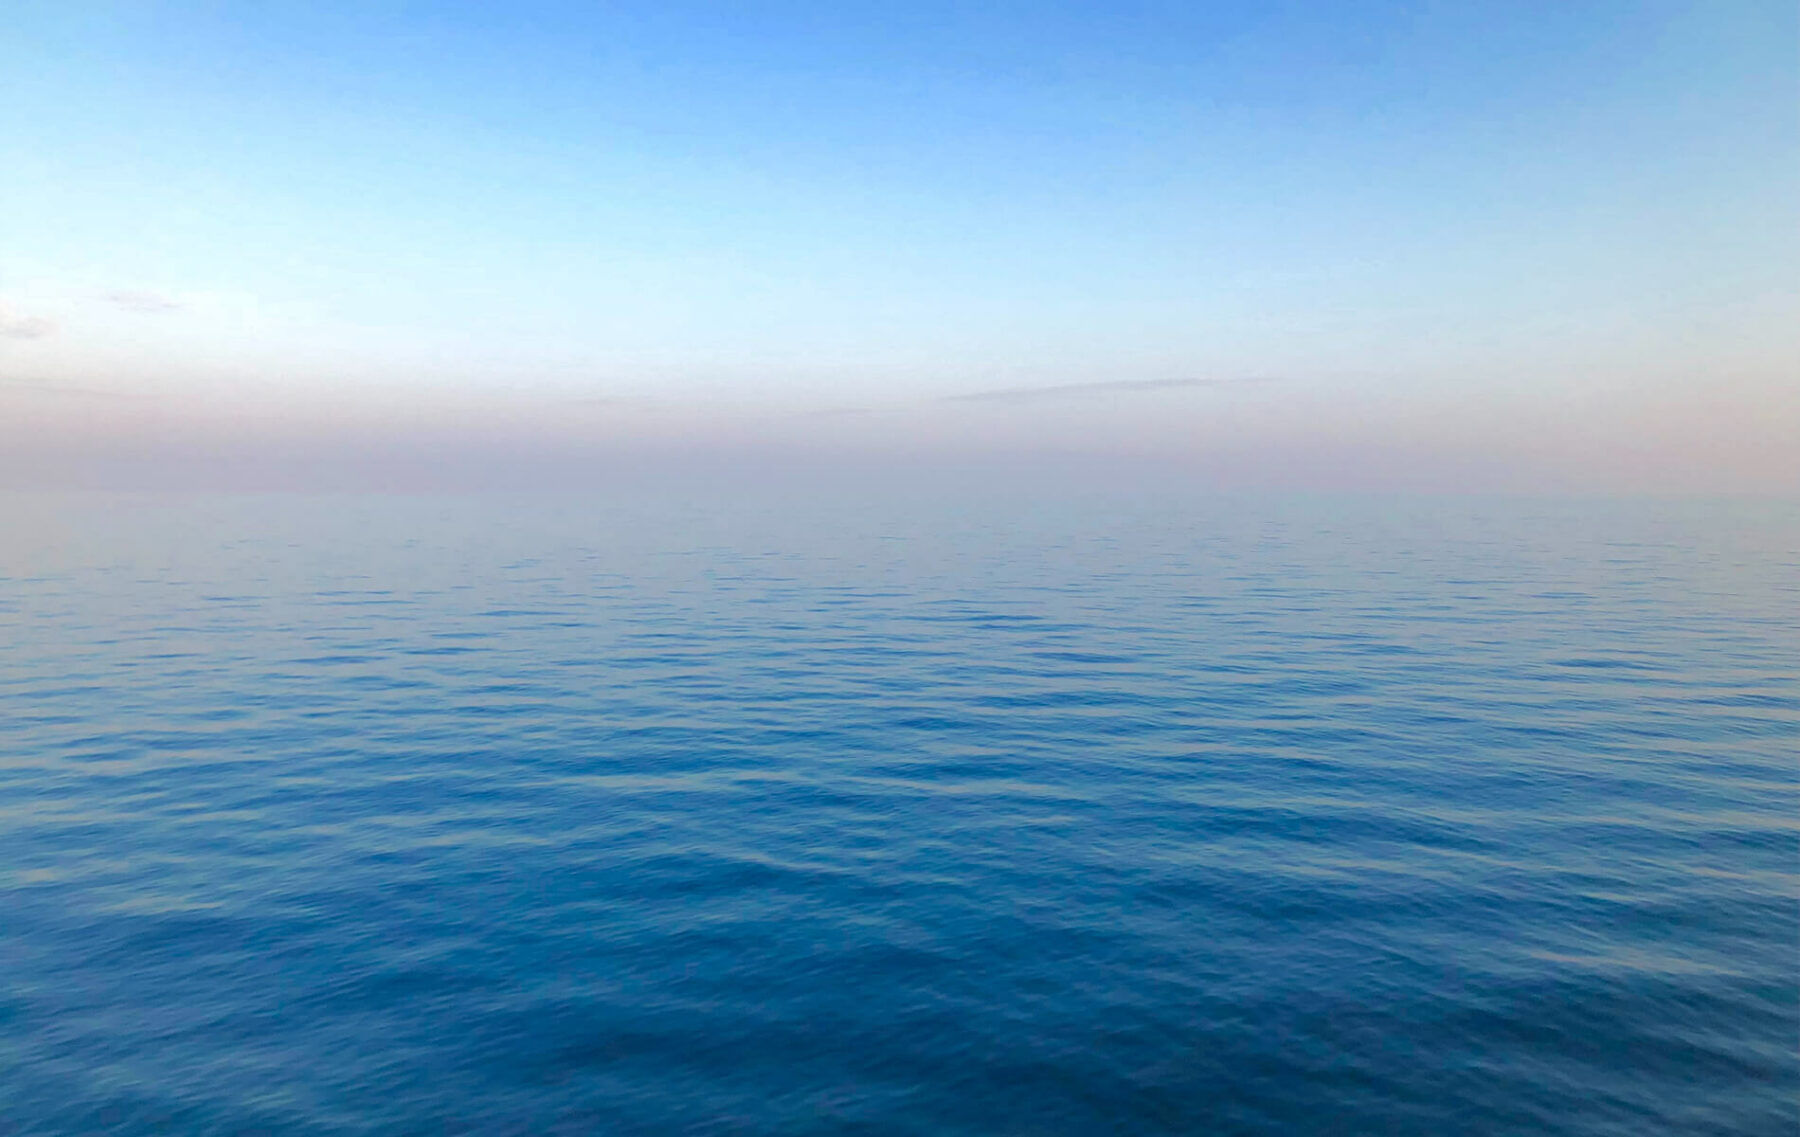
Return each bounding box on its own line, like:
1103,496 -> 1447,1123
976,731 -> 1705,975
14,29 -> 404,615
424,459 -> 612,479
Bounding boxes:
3,489 -> 1796,1136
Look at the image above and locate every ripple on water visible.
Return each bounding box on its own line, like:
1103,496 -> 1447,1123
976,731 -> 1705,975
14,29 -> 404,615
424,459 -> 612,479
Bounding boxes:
1,492 -> 1795,1135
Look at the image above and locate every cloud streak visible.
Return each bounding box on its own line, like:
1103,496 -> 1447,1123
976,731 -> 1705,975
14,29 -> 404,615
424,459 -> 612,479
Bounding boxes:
0,306 -> 56,340
107,290 -> 183,314
943,377 -> 1274,404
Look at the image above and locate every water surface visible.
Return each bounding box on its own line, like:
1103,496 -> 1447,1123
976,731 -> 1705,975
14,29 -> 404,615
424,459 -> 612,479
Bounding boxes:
3,490 -> 1796,1135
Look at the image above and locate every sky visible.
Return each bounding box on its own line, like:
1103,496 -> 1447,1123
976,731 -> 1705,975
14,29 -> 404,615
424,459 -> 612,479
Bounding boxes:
1,0 -> 1795,491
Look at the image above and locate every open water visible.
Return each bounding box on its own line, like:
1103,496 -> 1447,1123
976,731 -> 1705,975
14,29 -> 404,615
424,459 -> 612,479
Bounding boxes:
2,489 -> 1796,1135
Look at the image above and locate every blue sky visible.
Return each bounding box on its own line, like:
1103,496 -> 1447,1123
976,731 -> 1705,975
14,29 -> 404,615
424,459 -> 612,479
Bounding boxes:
1,1 -> 1794,488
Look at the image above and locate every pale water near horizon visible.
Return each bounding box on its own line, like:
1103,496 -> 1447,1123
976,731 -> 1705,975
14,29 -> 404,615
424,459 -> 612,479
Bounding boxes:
2,489 -> 1796,1135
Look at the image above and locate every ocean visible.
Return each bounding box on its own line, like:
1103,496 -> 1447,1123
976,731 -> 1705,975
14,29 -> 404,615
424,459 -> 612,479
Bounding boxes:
2,488 -> 1795,1135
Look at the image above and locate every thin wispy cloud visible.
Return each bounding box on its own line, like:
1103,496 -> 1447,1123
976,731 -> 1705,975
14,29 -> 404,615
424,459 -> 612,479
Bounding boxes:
0,306 -> 56,340
795,405 -> 879,419
107,289 -> 184,314
944,377 -> 1275,404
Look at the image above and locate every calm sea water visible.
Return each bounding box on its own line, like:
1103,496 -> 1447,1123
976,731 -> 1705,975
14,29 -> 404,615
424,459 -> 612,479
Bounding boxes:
2,488 -> 1796,1136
